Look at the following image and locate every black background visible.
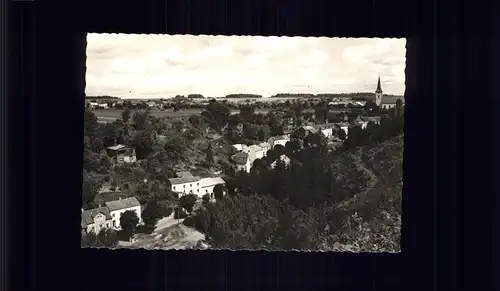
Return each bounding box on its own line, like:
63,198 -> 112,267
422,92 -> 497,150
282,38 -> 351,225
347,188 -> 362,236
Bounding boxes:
6,0 -> 496,290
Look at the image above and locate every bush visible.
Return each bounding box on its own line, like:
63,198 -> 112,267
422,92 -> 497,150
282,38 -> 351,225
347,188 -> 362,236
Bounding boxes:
179,193 -> 198,213
173,207 -> 189,219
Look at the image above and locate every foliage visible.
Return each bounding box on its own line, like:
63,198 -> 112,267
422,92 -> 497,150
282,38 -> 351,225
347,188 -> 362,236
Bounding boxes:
84,109 -> 99,137
121,108 -> 132,124
119,210 -> 140,234
213,184 -> 225,200
141,200 -> 163,229
187,194 -> 319,250
179,193 -> 198,213
202,194 -> 210,206
202,101 -> 231,132
163,134 -> 187,164
174,206 -> 189,219
81,228 -> 118,248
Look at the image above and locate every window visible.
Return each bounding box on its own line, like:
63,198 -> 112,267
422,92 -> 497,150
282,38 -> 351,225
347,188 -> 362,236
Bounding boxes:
173,186 -> 176,190
205,189 -> 208,193
197,189 -> 199,193
190,184 -> 192,187
183,185 -> 186,188
197,183 -> 199,186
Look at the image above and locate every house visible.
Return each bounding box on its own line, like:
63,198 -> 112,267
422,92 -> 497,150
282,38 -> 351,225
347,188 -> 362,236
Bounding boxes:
81,207 -> 113,234
106,145 -> 137,164
268,135 -> 290,148
198,177 -> 226,198
169,176 -> 202,195
320,127 -> 334,139
96,103 -> 109,109
105,197 -> 142,229
335,123 -> 350,138
232,144 -> 248,152
231,152 -> 251,173
89,102 -> 99,109
270,154 -> 292,169
258,142 -> 271,152
302,125 -> 319,134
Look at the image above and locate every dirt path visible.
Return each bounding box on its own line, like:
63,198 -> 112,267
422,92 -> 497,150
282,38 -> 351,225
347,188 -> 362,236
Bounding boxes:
335,148 -> 379,210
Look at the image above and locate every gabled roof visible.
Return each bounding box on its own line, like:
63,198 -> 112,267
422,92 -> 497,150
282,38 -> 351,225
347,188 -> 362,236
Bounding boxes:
107,144 -> 127,151
104,197 -> 141,212
258,142 -> 271,148
199,177 -> 226,188
81,207 -> 112,228
231,152 -> 249,165
247,145 -> 263,152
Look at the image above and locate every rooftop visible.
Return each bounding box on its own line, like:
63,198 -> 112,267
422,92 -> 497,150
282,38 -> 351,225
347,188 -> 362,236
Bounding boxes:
81,207 -> 112,228
199,177 -> 226,187
107,144 -> 131,151
231,152 -> 249,165
104,197 -> 141,212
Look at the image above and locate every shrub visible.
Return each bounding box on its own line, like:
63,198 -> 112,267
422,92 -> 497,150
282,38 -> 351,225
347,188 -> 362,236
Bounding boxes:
173,207 -> 189,219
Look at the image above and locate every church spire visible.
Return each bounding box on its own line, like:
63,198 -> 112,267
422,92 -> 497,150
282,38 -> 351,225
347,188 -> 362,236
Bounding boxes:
375,76 -> 383,93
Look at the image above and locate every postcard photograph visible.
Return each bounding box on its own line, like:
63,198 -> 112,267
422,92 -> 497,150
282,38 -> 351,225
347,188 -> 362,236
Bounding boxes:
82,34 -> 405,251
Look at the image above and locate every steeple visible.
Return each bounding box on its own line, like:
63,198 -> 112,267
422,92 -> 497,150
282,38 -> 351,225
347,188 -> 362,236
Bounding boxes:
375,76 -> 383,107
375,76 -> 383,93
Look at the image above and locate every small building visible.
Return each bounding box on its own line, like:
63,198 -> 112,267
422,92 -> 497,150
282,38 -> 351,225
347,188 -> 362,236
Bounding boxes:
106,145 -> 137,164
198,177 -> 226,198
89,102 -> 99,109
320,127 -> 334,139
258,142 -> 271,152
231,152 -> 251,173
81,207 -> 113,234
268,135 -> 290,148
169,176 -> 202,195
232,144 -> 248,152
104,197 -> 142,229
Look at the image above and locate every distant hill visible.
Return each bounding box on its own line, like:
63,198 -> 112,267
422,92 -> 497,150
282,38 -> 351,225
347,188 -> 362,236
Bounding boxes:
86,95 -> 121,100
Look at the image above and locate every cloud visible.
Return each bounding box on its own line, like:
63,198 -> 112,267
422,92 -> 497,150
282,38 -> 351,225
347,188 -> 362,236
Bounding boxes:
86,34 -> 406,98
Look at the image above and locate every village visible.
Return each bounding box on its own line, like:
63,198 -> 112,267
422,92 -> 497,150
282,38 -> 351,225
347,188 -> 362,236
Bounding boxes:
81,77 -> 405,251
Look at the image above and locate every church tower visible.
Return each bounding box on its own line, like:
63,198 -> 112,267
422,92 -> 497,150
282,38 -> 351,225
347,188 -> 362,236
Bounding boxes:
375,76 -> 383,107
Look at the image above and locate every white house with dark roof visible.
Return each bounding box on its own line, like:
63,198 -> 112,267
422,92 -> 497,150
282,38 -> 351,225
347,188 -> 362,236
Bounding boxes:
169,176 -> 202,196
81,207 -> 114,234
104,197 -> 142,229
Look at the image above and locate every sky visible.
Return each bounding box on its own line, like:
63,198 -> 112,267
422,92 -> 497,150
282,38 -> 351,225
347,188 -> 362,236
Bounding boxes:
86,34 -> 406,98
